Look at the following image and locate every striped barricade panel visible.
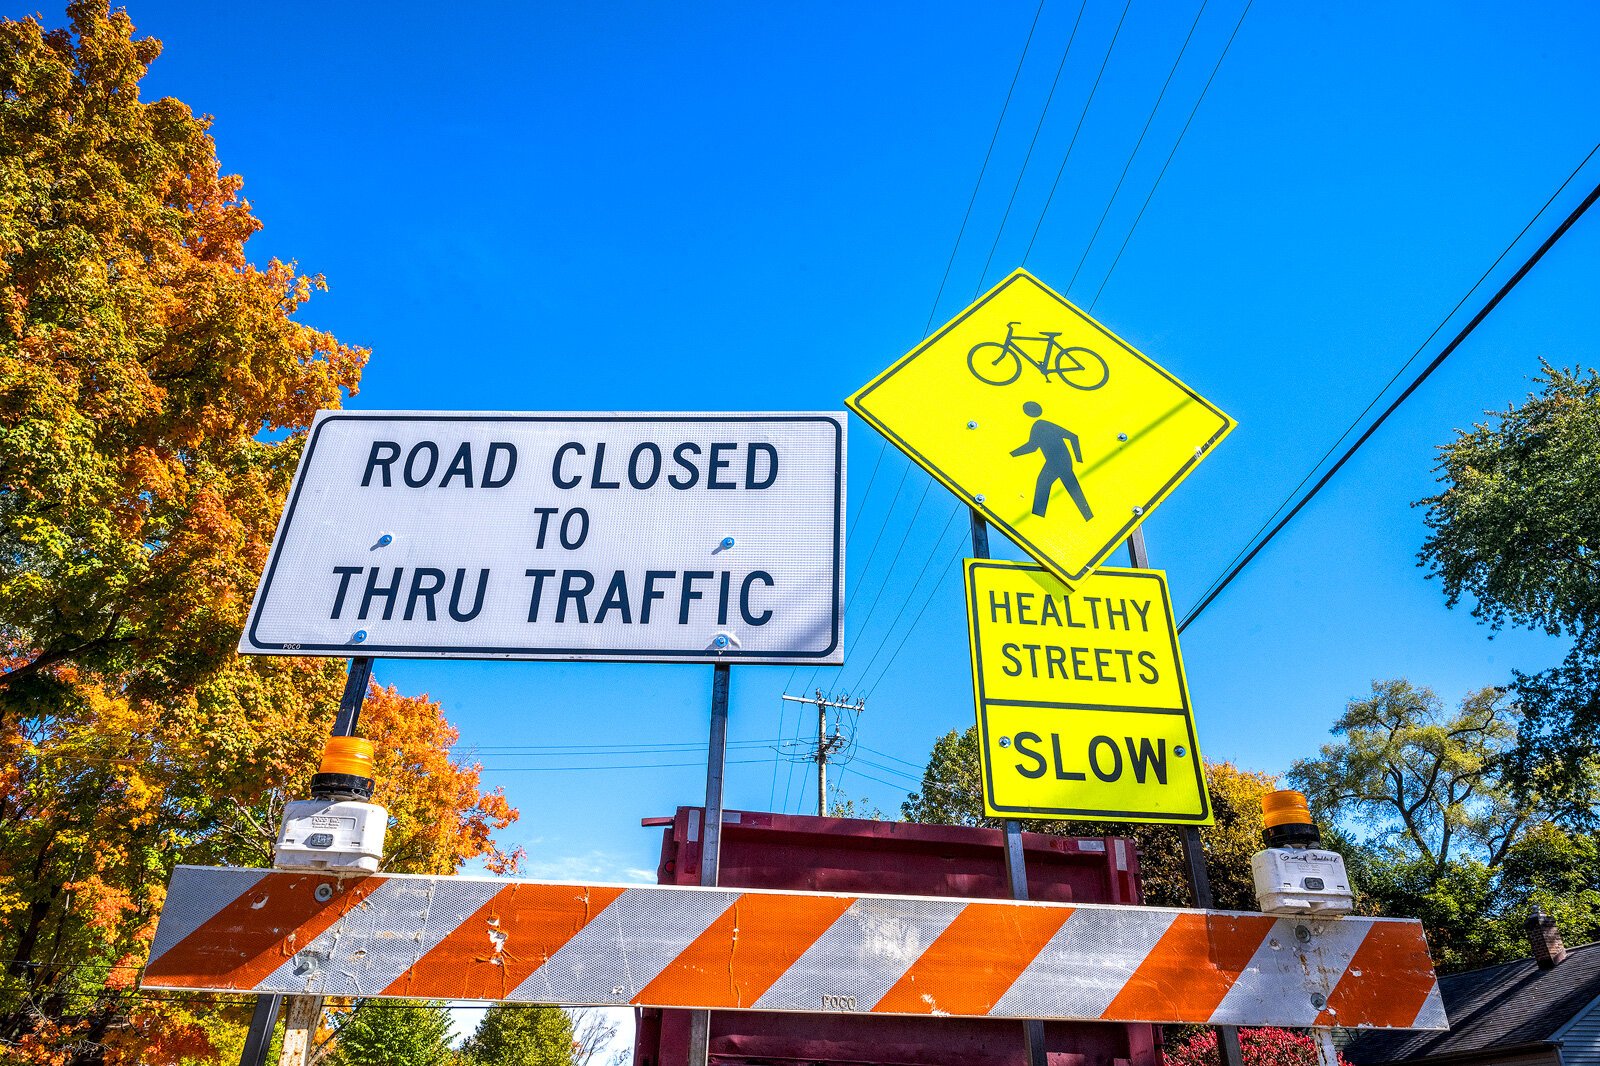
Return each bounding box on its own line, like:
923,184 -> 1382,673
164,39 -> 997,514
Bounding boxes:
142,866 -> 1446,1030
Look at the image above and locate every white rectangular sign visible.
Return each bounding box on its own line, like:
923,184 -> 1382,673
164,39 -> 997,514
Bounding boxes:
241,412 -> 845,663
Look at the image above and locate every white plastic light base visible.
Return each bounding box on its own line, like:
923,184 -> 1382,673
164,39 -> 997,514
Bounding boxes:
1251,846 -> 1354,916
275,798 -> 387,874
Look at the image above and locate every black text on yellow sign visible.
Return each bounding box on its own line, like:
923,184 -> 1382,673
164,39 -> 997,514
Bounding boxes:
964,559 -> 1212,825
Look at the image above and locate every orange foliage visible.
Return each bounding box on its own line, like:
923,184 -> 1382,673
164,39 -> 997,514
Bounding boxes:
0,5 -> 516,1063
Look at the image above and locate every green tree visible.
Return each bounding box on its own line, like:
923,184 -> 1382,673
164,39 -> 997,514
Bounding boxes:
461,1004 -> 575,1066
329,1001 -> 455,1066
1417,364 -> 1600,813
1289,678 -> 1598,972
901,727 -> 1275,909
1288,679 -> 1531,871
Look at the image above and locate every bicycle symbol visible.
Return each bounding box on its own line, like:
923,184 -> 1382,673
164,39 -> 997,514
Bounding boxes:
967,321 -> 1110,391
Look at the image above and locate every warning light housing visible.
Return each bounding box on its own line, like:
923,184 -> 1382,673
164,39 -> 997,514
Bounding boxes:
1251,790 -> 1353,916
275,735 -> 386,874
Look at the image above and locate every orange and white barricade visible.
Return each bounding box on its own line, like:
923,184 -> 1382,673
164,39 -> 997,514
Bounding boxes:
142,866 -> 1445,1030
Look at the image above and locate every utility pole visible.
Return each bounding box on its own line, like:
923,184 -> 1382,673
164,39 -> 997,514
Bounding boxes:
780,690 -> 864,815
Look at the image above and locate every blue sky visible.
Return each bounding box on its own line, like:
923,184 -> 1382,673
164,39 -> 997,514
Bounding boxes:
63,1 -> 1600,885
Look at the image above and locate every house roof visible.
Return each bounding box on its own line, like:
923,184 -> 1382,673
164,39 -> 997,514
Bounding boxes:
1344,941 -> 1600,1065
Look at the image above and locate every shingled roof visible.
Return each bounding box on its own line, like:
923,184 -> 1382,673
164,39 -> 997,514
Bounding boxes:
1344,941 -> 1600,1065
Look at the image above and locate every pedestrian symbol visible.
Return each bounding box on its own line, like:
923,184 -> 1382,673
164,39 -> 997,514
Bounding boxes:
847,268 -> 1234,587
1011,401 -> 1092,521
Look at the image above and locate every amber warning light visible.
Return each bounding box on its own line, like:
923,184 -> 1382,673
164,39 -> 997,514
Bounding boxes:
1251,789 -> 1353,916
275,736 -> 387,874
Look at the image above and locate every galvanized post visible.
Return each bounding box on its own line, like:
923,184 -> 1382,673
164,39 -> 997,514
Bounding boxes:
688,663 -> 732,1066
1126,529 -> 1245,1066
239,655 -> 374,1066
970,509 -> 1049,1066
276,993 -> 323,1066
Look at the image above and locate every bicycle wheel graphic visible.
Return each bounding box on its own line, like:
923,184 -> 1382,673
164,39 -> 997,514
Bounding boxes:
1052,346 -> 1110,391
967,342 -> 1022,386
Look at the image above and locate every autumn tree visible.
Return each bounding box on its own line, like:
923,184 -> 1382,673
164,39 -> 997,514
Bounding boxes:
901,727 -> 1275,908
1417,364 -> 1600,813
0,7 -> 518,1063
462,1004 -> 576,1066
0,0 -> 365,710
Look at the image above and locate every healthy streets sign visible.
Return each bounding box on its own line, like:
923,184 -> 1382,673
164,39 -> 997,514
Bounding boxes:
240,412 -> 845,664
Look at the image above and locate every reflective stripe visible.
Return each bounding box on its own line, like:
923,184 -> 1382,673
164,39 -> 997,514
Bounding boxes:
753,896 -> 965,1011
994,905 -> 1178,1019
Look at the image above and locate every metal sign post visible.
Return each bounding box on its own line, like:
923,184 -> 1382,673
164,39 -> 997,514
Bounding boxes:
236,654 -> 375,1066
687,663 -> 731,1066
1126,528 -> 1245,1066
969,509 -> 1049,1066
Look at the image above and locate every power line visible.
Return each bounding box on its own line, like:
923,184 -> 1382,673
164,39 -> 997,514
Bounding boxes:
863,543 -> 968,697
923,0 -> 1048,337
1088,0 -> 1253,311
1180,139 -> 1600,632
1020,0 -> 1136,266
476,758 -> 772,773
1179,166 -> 1600,633
1064,0 -> 1210,292
972,0 -> 1091,299
839,505 -> 966,691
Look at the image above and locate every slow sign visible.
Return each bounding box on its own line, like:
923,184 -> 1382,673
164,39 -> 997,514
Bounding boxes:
965,560 -> 1211,824
240,412 -> 845,663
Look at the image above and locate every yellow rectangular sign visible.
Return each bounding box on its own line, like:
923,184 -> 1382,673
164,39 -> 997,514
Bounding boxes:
965,559 -> 1212,824
849,269 -> 1234,587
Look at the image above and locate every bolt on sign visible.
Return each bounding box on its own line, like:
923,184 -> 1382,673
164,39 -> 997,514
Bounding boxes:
965,559 -> 1210,824
847,269 -> 1234,587
240,412 -> 845,664
142,866 -> 1447,1030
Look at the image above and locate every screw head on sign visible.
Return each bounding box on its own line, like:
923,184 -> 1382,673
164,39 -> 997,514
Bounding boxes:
376,533 -> 393,547
1117,432 -> 1129,442
967,420 -> 979,430
721,536 -> 736,549
1131,506 -> 1144,516
352,630 -> 368,644
1174,745 -> 1187,757
713,634 -> 729,649
975,494 -> 986,504
1295,925 -> 1313,943
314,884 -> 333,902
998,736 -> 1011,748
1310,993 -> 1327,1009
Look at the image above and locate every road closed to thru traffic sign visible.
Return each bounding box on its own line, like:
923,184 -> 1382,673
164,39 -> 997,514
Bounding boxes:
240,411 -> 845,663
965,559 -> 1211,824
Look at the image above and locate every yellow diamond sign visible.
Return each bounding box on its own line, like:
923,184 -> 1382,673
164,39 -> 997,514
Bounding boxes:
848,269 -> 1234,586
